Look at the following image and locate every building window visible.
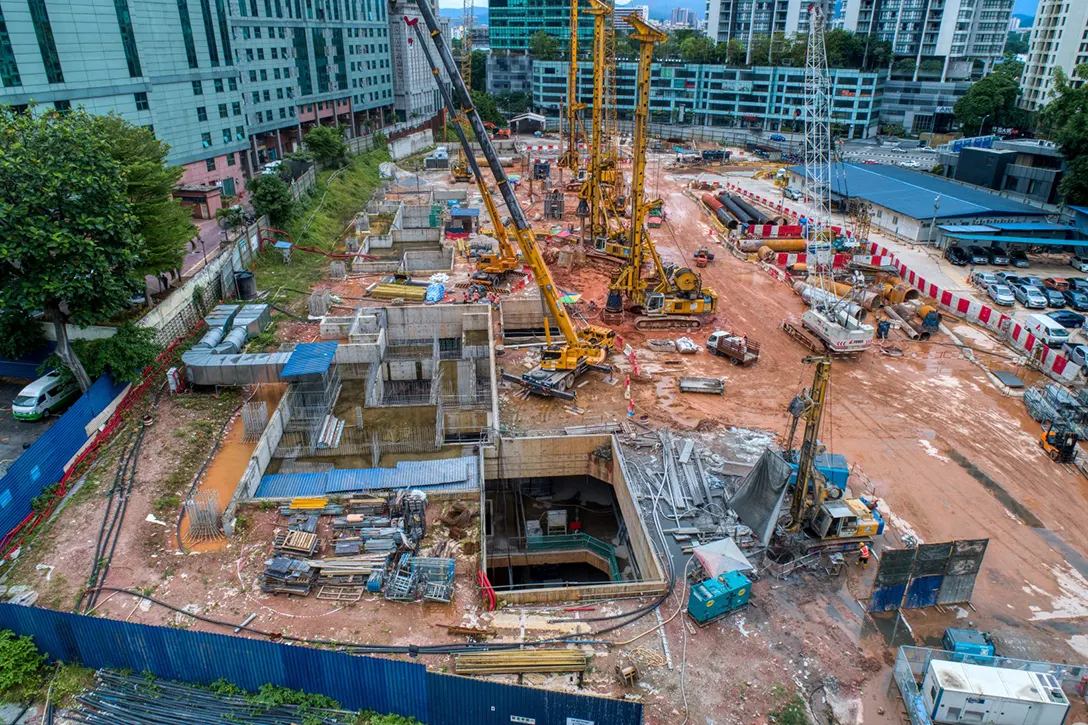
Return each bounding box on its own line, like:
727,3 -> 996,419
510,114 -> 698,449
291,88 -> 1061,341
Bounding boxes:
28,0 -> 63,83
177,0 -> 199,69
223,128 -> 232,143
263,89 -> 270,101
256,47 -> 264,60
0,6 -> 20,88
254,27 -> 262,39
236,125 -> 245,140
276,88 -> 283,99
197,106 -> 208,121
255,111 -> 262,122
206,157 -> 216,171
271,47 -> 278,59
218,103 -> 228,118
246,48 -> 254,61
260,69 -> 267,81
199,0 -> 220,66
249,70 -> 257,82
279,107 -> 286,119
214,78 -> 224,93
242,27 -> 250,39
238,0 -> 246,15
54,99 -> 71,113
202,132 -> 212,147
228,77 -> 237,90
112,0 -> 142,77
274,68 -> 281,79
193,80 -> 204,95
227,151 -> 236,166
134,91 -> 149,110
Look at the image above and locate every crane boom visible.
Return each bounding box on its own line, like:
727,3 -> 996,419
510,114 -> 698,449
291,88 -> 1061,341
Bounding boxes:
405,18 -> 516,276
409,4 -> 613,379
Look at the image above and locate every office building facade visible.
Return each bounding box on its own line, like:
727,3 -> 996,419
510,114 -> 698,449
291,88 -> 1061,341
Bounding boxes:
937,138 -> 1067,205
388,0 -> 450,122
880,78 -> 972,134
613,4 -> 648,26
533,60 -> 884,138
842,0 -> 1013,81
486,53 -> 533,95
488,0 -> 594,53
705,0 -> 833,47
1020,0 -> 1088,111
0,0 -> 397,204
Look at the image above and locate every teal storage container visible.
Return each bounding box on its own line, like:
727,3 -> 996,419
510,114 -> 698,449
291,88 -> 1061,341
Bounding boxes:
687,570 -> 751,625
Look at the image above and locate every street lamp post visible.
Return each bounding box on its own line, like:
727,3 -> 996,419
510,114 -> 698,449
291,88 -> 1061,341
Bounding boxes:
979,114 -> 990,136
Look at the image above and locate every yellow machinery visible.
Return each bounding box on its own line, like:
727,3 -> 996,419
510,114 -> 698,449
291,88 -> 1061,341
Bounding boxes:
557,0 -> 583,172
604,16 -> 717,331
784,357 -> 882,548
1040,422 -> 1078,464
407,13 -> 614,400
449,0 -> 474,183
773,168 -> 789,188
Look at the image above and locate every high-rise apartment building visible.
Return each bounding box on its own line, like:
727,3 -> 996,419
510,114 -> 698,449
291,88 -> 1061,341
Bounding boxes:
0,0 -> 396,202
613,4 -> 648,26
705,0 -> 833,47
488,0 -> 594,53
388,0 -> 450,122
1020,0 -> 1088,111
670,7 -> 698,27
842,0 -> 1013,81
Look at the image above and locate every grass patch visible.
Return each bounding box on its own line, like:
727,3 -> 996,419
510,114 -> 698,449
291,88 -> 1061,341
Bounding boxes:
253,145 -> 392,310
153,495 -> 180,512
47,663 -> 96,707
768,685 -> 810,725
245,319 -> 280,353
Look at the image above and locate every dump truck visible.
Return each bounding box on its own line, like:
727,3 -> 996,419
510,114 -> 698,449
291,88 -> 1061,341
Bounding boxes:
707,330 -> 760,366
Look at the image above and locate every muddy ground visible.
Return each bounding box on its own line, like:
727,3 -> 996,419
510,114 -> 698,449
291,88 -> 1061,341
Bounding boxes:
4,154 -> 1088,725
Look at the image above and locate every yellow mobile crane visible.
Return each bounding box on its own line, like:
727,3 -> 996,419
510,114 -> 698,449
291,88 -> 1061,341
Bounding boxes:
604,16 -> 717,330
782,357 -> 883,552
557,0 -> 584,172
406,14 -> 615,399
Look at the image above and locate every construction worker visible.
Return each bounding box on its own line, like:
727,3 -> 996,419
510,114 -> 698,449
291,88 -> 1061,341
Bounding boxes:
857,543 -> 871,568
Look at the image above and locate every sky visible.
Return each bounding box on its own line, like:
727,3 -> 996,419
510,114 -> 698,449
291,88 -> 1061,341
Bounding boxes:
1014,0 -> 1039,16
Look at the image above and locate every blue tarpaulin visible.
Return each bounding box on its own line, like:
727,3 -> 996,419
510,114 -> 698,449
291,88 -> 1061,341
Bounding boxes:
424,283 -> 445,304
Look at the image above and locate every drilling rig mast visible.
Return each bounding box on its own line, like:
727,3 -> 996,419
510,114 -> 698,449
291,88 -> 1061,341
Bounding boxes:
558,0 -> 583,171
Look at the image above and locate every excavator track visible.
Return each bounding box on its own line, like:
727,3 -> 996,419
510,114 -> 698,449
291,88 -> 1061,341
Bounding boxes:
635,315 -> 702,332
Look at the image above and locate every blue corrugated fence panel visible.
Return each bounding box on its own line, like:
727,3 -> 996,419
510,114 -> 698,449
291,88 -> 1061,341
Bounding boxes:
867,583 -> 907,613
903,575 -> 943,609
0,375 -> 127,537
0,342 -> 56,380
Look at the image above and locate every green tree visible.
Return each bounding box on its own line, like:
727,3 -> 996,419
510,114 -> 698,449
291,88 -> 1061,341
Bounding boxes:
494,91 -> 531,115
679,35 -> 715,62
0,630 -> 46,698
0,107 -> 144,391
953,61 -> 1026,135
471,90 -> 505,127
528,30 -> 560,60
247,174 -> 296,226
1005,31 -> 1029,56
893,57 -> 916,76
470,50 -> 487,92
93,115 -> 195,280
1041,65 -> 1088,205
44,322 -> 161,387
825,29 -> 862,68
0,307 -> 45,360
303,125 -> 348,166
720,38 -> 747,65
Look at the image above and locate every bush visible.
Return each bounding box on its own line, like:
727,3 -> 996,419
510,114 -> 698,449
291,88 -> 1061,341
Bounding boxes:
303,126 -> 349,167
247,174 -> 296,226
0,630 -> 47,699
42,322 -> 161,387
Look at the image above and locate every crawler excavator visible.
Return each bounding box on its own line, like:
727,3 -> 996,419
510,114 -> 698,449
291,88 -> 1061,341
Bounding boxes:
406,13 -> 615,400
604,15 -> 717,331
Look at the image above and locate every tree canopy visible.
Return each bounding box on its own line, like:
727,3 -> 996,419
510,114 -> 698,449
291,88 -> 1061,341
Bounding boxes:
43,322 -> 161,387
529,31 -> 560,60
471,90 -> 505,127
470,50 -> 487,93
93,115 -> 194,279
494,91 -> 531,115
247,173 -> 296,226
303,125 -> 348,167
1041,64 -> 1088,206
953,61 -> 1030,135
0,106 -> 145,390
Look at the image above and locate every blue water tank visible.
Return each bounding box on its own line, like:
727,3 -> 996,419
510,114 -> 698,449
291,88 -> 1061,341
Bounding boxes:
787,451 -> 850,491
687,570 -> 751,625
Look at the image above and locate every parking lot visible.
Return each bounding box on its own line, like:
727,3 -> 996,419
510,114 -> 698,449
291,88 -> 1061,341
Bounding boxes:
0,381 -> 57,478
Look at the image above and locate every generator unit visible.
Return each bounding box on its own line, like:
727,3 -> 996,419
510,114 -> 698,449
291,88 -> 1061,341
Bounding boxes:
687,570 -> 751,625
943,628 -> 996,657
922,660 -> 1069,725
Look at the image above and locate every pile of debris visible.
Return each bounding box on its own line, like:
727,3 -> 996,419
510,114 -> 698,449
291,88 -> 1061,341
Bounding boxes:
385,553 -> 456,602
261,557 -> 316,595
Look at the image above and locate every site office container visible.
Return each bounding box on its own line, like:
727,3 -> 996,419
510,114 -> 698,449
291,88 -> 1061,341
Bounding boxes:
921,660 -> 1070,725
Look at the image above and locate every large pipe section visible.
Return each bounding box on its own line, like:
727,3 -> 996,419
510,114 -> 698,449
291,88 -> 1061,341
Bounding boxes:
728,194 -> 768,225
792,281 -> 868,322
717,193 -> 754,224
740,238 -> 807,253
827,281 -> 883,311
883,306 -> 930,341
881,282 -> 920,304
701,193 -> 738,230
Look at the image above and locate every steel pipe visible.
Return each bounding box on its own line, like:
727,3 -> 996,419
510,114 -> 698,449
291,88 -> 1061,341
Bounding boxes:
792,281 -> 868,322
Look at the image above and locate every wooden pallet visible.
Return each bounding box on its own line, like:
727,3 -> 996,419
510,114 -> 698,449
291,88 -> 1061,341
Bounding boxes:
316,585 -> 364,602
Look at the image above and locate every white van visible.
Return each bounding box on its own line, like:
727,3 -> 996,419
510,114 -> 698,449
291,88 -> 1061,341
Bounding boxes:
11,371 -> 78,421
1025,314 -> 1071,350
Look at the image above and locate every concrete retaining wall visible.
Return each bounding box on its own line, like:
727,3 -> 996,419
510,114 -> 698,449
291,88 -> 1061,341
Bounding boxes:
223,393 -> 287,534
401,205 -> 435,229
402,248 -> 454,272
434,189 -> 468,203
393,227 -> 442,244
499,297 -> 558,339
389,130 -> 434,161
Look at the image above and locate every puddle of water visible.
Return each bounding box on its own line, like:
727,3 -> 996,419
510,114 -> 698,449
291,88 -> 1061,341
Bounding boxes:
949,450 -> 1045,529
861,610 -> 916,648
180,384 -> 285,552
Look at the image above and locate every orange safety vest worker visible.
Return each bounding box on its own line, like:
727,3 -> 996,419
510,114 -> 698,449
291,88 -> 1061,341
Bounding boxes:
857,544 -> 871,566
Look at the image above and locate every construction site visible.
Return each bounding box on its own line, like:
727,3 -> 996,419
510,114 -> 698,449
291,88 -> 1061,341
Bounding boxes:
3,4 -> 1088,725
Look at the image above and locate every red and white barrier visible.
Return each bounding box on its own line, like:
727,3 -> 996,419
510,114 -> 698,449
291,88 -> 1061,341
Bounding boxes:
747,224 -> 804,239
867,242 -> 1079,382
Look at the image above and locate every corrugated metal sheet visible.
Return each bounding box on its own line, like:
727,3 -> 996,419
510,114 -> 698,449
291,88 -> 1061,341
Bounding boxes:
903,575 -> 943,609
937,573 -> 979,605
0,342 -> 56,380
0,604 -> 640,725
280,341 -> 339,378
989,222 -> 1073,232
868,583 -> 907,613
0,375 -> 127,537
938,225 -> 998,233
255,457 -> 479,498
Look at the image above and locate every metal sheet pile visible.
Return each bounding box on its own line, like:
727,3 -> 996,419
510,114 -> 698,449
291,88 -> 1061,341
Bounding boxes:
69,670 -> 356,725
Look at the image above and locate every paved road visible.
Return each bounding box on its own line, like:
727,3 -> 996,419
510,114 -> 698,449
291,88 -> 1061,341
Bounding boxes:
0,382 -> 57,478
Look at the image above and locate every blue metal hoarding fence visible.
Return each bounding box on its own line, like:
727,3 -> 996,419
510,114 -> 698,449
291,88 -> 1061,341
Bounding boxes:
903,575 -> 943,609
0,604 -> 643,725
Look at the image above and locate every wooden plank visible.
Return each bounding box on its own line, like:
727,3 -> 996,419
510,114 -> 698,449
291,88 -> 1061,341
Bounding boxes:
677,439 -> 695,464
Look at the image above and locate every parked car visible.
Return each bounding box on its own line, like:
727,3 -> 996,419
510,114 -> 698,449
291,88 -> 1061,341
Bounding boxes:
945,246 -> 969,265
967,246 -> 990,264
995,272 -> 1022,285
987,247 -> 1009,265
1014,284 -> 1048,309
1042,287 -> 1066,308
1071,255 -> 1088,273
1008,250 -> 1030,268
1021,276 -> 1045,288
1068,277 -> 1088,292
1063,289 -> 1088,311
783,187 -> 803,201
1044,277 -> 1071,291
11,372 -> 78,421
971,271 -> 1000,288
769,133 -> 787,142
1047,310 -> 1086,329
986,283 -> 1016,306
1062,343 -> 1088,367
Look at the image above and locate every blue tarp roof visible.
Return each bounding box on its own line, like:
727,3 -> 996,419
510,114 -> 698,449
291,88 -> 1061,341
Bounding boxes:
988,222 -> 1073,232
938,225 -> 998,233
1070,206 -> 1088,215
793,163 -> 1049,220
0,342 -> 56,380
943,232 -> 1088,247
0,374 -> 128,537
280,341 -> 338,378
254,457 -> 479,498
450,208 -> 480,217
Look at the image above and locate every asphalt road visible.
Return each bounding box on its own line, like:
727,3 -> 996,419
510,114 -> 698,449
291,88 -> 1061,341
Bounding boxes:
0,381 -> 57,478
